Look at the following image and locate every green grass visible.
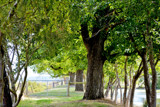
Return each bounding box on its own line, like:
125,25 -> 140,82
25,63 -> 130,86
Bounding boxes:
18,87 -> 113,107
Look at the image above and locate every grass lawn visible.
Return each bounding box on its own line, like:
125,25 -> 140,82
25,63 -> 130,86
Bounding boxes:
18,86 -> 116,107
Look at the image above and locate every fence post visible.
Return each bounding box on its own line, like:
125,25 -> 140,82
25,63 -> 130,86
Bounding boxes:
67,80 -> 70,97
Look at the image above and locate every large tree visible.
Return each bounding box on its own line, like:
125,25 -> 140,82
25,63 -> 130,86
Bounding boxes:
80,2 -> 123,99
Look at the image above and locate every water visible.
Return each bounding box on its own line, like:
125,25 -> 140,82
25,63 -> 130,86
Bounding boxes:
133,89 -> 160,106
110,89 -> 160,107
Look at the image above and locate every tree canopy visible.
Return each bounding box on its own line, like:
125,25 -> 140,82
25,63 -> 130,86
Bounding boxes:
0,0 -> 160,106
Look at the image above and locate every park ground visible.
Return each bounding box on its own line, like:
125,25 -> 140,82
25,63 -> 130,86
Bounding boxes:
18,86 -> 123,107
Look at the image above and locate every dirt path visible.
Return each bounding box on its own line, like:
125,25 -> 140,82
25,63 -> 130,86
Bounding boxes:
53,99 -> 123,107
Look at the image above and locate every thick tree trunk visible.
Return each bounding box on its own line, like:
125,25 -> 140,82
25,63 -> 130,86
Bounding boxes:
80,7 -> 115,99
123,56 -> 128,105
83,38 -> 105,99
3,66 -> 12,107
142,54 -> 151,107
0,50 -> 4,107
75,70 -> 83,91
0,33 -> 4,106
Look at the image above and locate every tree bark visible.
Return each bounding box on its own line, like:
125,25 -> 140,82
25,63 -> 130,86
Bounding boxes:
114,63 -> 118,103
130,67 -> 143,107
105,78 -> 112,97
148,39 -> 157,107
142,54 -> 151,107
126,65 -> 132,107
112,81 -> 117,100
111,88 -> 113,100
119,84 -> 122,103
80,5 -> 122,100
75,70 -> 83,91
114,85 -> 118,103
123,56 -> 128,105
83,37 -> 105,99
13,65 -> 28,107
81,18 -> 105,99
3,66 -> 12,107
0,33 -> 4,107
69,72 -> 75,83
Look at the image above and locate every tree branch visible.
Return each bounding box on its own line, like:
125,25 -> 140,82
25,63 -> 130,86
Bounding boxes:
81,23 -> 89,39
50,65 -> 63,70
129,33 -> 142,56
91,19 -> 125,40
81,22 -> 90,50
7,0 -> 20,20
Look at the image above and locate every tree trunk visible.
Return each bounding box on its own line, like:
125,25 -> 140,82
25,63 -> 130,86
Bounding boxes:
0,33 -> 4,106
0,50 -> 4,107
126,65 -> 132,107
142,54 -> 151,107
13,66 -> 28,107
114,63 -> 118,103
69,72 -> 75,83
118,74 -> 122,103
148,38 -> 157,107
112,81 -> 117,100
130,70 -> 143,107
130,62 -> 143,107
83,37 -> 105,99
114,85 -> 118,103
3,66 -> 12,107
10,81 -> 17,104
119,84 -> 122,103
150,55 -> 157,107
81,6 -> 112,99
130,78 -> 136,107
105,78 -> 112,97
75,70 -> 83,91
111,88 -> 113,100
123,56 -> 128,105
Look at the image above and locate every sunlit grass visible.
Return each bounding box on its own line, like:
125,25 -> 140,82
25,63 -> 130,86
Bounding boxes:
18,87 -> 113,107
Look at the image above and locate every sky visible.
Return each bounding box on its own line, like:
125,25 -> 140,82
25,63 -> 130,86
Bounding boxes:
27,67 -> 51,79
